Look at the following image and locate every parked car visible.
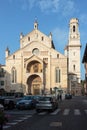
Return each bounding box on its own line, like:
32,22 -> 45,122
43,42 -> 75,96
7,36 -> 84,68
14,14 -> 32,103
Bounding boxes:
16,95 -> 39,110
36,95 -> 58,112
0,96 -> 15,109
65,93 -> 72,99
0,96 -> 5,107
0,96 -> 23,110
0,104 -> 4,111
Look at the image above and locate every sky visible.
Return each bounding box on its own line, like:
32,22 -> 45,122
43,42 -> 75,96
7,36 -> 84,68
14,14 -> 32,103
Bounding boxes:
0,0 -> 87,80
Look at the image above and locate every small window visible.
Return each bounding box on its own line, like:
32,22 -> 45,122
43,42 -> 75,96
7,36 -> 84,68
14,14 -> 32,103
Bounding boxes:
57,54 -> 59,58
11,67 -> 17,83
13,55 -> 15,59
1,81 -> 4,86
73,65 -> 75,71
55,67 -> 61,83
73,25 -> 75,32
41,36 -> 44,41
28,37 -> 30,41
0,68 -> 5,77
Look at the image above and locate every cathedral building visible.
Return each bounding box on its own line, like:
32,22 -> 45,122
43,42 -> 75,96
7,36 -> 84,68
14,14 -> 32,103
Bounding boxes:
0,18 -> 81,95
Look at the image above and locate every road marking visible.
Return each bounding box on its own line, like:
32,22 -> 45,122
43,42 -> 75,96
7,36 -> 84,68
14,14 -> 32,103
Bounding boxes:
50,109 -> 61,115
63,109 -> 70,115
3,125 -> 11,129
4,115 -> 32,129
26,115 -> 32,118
14,119 -> 23,122
50,121 -> 62,127
7,122 -> 18,125
20,117 -> 29,120
38,111 -> 47,115
74,109 -> 81,115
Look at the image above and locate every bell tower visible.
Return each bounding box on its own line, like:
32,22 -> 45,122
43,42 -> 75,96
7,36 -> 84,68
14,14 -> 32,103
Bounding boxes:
67,18 -> 81,83
69,18 -> 80,45
34,19 -> 38,30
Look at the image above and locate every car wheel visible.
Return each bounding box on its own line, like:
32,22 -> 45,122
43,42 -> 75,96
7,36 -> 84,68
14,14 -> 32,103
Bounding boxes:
56,104 -> 58,109
36,109 -> 41,113
8,101 -> 15,109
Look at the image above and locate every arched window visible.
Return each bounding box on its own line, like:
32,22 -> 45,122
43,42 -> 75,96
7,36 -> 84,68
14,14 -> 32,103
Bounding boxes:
11,67 -> 17,83
33,63 -> 38,72
73,25 -> 75,32
55,67 -> 61,83
28,37 -> 30,41
73,65 -> 75,71
41,36 -> 44,41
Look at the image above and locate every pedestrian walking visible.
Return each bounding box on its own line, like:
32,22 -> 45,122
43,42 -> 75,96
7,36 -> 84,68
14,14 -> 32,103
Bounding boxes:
57,94 -> 59,100
59,94 -> 62,101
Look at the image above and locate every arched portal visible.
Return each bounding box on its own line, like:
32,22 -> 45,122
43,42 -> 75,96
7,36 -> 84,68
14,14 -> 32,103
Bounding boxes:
27,75 -> 42,95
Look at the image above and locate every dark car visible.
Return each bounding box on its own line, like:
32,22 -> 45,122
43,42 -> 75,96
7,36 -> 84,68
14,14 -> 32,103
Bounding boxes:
0,104 -> 4,111
0,96 -> 15,109
36,95 -> 58,112
65,93 -> 72,99
16,95 -> 39,110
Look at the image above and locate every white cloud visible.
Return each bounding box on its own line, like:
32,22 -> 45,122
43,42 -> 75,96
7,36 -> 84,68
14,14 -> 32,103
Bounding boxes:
27,0 -> 36,9
8,0 -> 78,17
62,0 -> 77,16
38,0 -> 60,13
20,0 -> 28,10
19,0 -> 60,13
20,0 -> 77,16
19,0 -> 36,10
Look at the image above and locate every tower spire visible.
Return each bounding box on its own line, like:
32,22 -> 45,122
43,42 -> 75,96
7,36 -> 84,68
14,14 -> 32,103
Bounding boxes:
34,17 -> 38,30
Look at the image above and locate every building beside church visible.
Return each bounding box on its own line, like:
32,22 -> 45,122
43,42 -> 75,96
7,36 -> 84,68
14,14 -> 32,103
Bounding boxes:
82,43 -> 87,94
0,18 -> 81,95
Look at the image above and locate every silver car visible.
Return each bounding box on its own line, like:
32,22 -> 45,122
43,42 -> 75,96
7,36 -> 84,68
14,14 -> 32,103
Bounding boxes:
36,95 -> 58,112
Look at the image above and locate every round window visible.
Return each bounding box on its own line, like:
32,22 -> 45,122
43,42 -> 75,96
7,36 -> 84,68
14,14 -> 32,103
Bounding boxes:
32,48 -> 39,55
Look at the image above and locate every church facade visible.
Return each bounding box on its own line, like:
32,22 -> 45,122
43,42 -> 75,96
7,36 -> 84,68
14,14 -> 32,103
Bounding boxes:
0,18 -> 81,95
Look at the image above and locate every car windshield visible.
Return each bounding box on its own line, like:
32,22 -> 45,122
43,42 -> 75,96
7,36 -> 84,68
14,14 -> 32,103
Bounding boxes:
23,96 -> 33,100
39,96 -> 52,101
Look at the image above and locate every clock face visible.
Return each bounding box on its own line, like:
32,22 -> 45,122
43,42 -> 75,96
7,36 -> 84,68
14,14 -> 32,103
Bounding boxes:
32,48 -> 39,55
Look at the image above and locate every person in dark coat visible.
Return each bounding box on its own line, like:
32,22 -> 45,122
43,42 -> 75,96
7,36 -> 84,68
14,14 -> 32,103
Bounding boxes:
59,94 -> 62,100
0,105 -> 8,130
57,94 -> 59,100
